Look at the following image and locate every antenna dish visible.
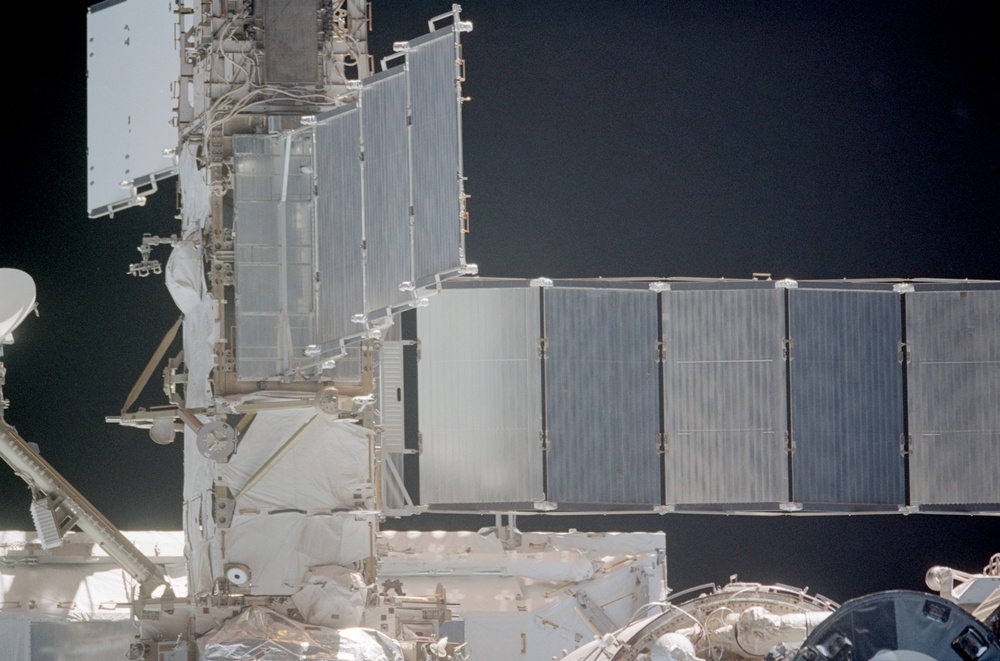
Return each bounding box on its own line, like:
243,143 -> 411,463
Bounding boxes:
0,269 -> 36,345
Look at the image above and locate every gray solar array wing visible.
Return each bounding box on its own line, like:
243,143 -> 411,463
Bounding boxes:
417,282 -> 543,504
315,107 -> 365,345
788,288 -> 906,507
412,280 -> 998,513
906,287 -> 1000,506
232,27 -> 469,379
360,68 -> 413,320
543,286 -> 661,505
233,133 -> 318,380
662,285 -> 788,506
407,29 -> 465,284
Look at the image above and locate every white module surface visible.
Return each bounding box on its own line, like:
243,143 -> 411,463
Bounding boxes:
87,0 -> 178,217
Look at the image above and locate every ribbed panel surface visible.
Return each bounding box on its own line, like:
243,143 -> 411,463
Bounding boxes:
663,288 -> 787,504
233,133 -> 317,380
789,289 -> 904,505
544,287 -> 660,504
360,69 -> 412,316
379,341 -> 407,453
418,286 -> 543,503
316,107 -> 364,344
233,31 -> 467,371
408,29 -> 463,282
30,499 -> 63,550
906,289 -> 1000,505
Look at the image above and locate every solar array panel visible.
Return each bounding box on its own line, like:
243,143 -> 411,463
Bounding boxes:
411,279 -> 999,513
906,289 -> 1000,506
233,27 -> 470,379
662,286 -> 788,504
418,283 -> 543,504
544,287 -> 661,505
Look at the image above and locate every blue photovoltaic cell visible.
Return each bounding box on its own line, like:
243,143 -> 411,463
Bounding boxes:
789,289 -> 904,505
315,107 -> 365,344
544,287 -> 660,505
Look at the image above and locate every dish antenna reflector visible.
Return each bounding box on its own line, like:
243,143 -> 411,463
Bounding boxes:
0,269 -> 36,346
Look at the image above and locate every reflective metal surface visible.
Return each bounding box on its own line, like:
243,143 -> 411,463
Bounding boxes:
907,288 -> 1000,506
418,284 -> 543,503
663,287 -> 787,504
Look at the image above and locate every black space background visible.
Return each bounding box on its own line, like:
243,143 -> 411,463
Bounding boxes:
0,1 -> 997,605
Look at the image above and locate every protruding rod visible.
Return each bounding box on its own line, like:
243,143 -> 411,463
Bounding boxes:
0,420 -> 167,597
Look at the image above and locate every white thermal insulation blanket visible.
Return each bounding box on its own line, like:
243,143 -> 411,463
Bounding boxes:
290,565 -> 370,628
221,512 -> 373,596
219,412 -> 372,512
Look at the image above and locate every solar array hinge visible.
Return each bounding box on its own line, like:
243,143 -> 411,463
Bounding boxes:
782,338 -> 793,361
899,433 -> 911,456
657,432 -> 667,455
539,430 -> 550,451
785,430 -> 795,452
897,340 -> 911,365
655,341 -> 665,363
537,338 -> 547,359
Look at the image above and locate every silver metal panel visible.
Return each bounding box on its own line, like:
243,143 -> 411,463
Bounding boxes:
906,289 -> 1000,505
544,287 -> 660,504
316,107 -> 365,343
789,290 -> 905,505
30,621 -> 138,661
87,0 -> 178,217
418,286 -> 543,503
233,133 -> 317,380
663,288 -> 788,504
361,70 -> 412,317
0,616 -> 28,660
407,28 -> 463,282
380,340 -> 406,453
